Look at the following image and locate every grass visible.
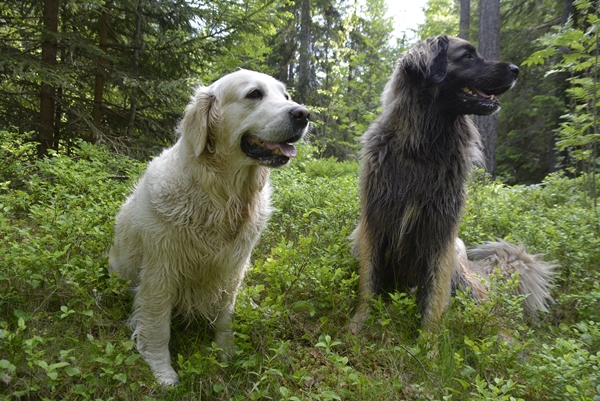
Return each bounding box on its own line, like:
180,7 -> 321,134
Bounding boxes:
1,134 -> 599,400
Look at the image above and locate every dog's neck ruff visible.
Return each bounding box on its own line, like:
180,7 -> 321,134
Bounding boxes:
176,139 -> 271,204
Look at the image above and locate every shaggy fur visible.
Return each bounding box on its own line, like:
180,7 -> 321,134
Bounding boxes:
349,35 -> 553,333
453,238 -> 556,314
108,69 -> 309,386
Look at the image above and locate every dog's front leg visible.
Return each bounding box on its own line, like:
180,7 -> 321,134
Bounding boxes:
213,274 -> 244,360
348,222 -> 375,335
419,246 -> 455,331
131,271 -> 178,386
213,305 -> 235,360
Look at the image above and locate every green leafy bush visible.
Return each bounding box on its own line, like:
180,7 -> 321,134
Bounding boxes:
0,133 -> 599,399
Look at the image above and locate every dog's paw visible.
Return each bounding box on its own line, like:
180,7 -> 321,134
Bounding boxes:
144,356 -> 179,386
153,367 -> 179,386
215,329 -> 236,360
348,303 -> 370,335
347,320 -> 363,335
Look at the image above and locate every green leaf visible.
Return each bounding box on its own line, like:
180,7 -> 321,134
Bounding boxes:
320,390 -> 341,400
13,310 -> 31,322
49,362 -> 70,370
105,342 -> 114,355
125,354 -> 141,365
64,366 -> 81,376
113,373 -> 127,383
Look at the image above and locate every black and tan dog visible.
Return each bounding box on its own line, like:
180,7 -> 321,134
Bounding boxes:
349,35 -> 554,333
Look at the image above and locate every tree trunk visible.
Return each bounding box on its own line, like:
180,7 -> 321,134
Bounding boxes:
459,0 -> 470,40
296,0 -> 311,104
92,1 -> 110,143
127,0 -> 143,138
547,0 -> 577,174
561,0 -> 576,25
474,0 -> 501,176
38,0 -> 60,158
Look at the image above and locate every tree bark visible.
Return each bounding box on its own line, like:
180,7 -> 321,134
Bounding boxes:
92,1 -> 110,143
474,0 -> 501,176
38,0 -> 60,157
547,0 -> 577,174
561,0 -> 576,25
127,0 -> 143,138
459,0 -> 470,40
296,0 -> 311,104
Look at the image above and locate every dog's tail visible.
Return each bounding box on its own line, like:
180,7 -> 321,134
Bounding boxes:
452,238 -> 556,316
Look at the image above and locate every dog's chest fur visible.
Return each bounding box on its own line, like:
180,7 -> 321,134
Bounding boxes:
135,147 -> 272,316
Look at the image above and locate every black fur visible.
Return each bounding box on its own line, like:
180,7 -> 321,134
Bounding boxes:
350,35 -> 519,331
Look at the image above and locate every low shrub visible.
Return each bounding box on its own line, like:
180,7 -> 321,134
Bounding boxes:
0,132 -> 598,399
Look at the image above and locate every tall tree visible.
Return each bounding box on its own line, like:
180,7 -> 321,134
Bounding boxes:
126,0 -> 144,138
1,0 -> 285,157
474,0 -> 501,176
296,0 -> 312,104
92,1 -> 110,143
459,0 -> 470,40
38,0 -> 60,157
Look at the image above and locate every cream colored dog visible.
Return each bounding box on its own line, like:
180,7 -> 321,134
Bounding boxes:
108,70 -> 309,386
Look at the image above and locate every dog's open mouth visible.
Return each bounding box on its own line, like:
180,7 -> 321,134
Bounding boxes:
462,86 -> 498,102
458,84 -> 513,114
241,135 -> 299,167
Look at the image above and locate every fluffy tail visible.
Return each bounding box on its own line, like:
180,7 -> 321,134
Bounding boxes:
452,238 -> 556,316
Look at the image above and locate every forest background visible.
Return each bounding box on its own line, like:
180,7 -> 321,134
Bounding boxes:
3,0 -> 599,184
1,0 -> 600,400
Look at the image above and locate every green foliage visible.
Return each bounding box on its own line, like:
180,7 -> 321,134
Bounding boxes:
0,136 -> 148,398
0,0 -> 287,155
420,0 -> 459,39
523,0 -> 600,186
286,0 -> 403,160
1,134 -> 599,399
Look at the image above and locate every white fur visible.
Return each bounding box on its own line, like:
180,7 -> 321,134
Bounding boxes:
108,70 -> 308,386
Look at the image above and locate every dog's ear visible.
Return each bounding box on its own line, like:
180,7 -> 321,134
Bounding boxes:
426,35 -> 449,84
180,86 -> 216,157
402,35 -> 449,86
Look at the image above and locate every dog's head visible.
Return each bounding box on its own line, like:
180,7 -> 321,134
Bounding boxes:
394,35 -> 519,116
180,69 -> 310,167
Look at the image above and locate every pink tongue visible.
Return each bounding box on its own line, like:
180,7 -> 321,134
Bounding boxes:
471,87 -> 492,99
265,143 -> 297,158
470,87 -> 500,104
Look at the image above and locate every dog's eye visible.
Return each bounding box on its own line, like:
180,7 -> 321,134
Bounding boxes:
284,93 -> 290,100
246,89 -> 263,100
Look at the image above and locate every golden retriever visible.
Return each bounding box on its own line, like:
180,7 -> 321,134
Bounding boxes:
109,69 -> 309,385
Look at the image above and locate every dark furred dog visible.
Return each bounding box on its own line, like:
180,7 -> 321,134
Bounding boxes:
349,35 -> 554,333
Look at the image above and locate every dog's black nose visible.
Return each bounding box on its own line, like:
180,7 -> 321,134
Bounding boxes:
509,64 -> 520,77
290,106 -> 310,125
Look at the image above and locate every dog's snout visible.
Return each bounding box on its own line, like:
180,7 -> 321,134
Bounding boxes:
509,64 -> 520,78
290,106 -> 310,124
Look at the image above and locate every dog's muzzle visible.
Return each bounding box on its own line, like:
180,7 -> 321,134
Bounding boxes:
241,105 -> 310,167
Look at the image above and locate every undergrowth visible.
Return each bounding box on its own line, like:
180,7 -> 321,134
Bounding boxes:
1,131 -> 599,400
